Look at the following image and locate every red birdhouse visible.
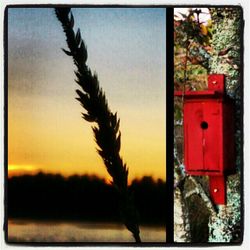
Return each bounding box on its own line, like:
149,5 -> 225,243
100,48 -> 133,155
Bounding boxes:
175,74 -> 235,204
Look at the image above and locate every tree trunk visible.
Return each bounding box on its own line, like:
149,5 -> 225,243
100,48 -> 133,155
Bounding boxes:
174,186 -> 191,242
208,7 -> 242,242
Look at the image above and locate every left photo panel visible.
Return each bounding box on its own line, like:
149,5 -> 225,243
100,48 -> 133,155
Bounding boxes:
6,6 -> 167,244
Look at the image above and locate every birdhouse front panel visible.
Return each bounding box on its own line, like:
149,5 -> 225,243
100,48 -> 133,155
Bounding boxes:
174,74 -> 236,205
184,99 -> 222,175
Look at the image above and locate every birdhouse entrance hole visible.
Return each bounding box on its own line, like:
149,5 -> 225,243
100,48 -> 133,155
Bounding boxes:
200,121 -> 208,129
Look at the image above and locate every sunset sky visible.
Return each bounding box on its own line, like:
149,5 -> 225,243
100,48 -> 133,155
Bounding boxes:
8,7 -> 166,181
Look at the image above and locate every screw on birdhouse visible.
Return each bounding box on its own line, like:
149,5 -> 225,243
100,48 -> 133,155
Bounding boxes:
214,188 -> 218,193
212,81 -> 217,85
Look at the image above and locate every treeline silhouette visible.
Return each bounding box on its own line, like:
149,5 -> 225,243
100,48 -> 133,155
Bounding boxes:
8,172 -> 166,225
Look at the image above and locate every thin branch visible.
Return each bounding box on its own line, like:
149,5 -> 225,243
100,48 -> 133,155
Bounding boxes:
184,188 -> 199,198
188,176 -> 216,215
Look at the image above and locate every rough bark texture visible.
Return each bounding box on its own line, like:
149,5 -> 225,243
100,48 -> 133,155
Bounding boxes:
208,7 -> 242,242
174,186 -> 191,242
174,137 -> 191,242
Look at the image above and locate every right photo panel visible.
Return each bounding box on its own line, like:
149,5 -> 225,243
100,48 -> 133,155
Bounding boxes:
173,7 -> 243,243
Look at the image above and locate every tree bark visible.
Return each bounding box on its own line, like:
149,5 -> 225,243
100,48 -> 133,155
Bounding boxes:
208,7 -> 242,242
174,186 -> 191,242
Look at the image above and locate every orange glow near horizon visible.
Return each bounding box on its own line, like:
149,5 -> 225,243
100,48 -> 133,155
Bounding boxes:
8,164 -> 40,177
8,98 -> 166,181
8,94 -> 166,181
8,163 -> 166,183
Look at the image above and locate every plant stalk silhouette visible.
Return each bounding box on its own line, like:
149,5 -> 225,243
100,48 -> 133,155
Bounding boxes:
55,7 -> 141,243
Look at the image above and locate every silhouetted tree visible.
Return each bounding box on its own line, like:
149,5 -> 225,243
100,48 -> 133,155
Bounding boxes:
8,173 -> 165,225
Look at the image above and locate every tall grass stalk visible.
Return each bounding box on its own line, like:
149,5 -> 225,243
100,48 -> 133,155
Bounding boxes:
55,7 -> 141,243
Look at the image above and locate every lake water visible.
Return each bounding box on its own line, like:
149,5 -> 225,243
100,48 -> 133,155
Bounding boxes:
8,219 -> 166,243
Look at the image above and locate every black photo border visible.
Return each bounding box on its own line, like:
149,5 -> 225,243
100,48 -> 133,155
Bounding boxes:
3,4 -> 244,247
